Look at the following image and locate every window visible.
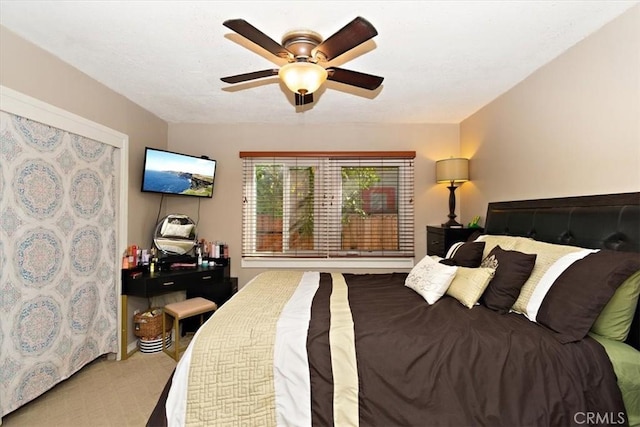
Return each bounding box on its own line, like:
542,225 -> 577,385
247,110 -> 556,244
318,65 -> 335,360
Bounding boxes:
241,152 -> 415,262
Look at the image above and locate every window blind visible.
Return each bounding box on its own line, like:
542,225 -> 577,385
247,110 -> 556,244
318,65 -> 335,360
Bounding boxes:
241,152 -> 415,259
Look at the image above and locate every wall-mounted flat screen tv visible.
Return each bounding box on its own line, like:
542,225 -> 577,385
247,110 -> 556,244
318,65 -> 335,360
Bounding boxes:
141,147 -> 217,198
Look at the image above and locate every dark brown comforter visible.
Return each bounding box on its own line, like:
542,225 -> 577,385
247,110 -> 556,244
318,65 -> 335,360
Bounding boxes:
308,273 -> 626,427
148,271 -> 626,427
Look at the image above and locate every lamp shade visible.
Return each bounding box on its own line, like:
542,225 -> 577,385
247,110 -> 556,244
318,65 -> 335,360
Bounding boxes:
436,158 -> 469,183
278,62 -> 328,95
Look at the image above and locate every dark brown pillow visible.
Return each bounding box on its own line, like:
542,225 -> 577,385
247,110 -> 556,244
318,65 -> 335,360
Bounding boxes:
536,250 -> 640,343
480,246 -> 537,314
439,241 -> 486,268
466,229 -> 484,243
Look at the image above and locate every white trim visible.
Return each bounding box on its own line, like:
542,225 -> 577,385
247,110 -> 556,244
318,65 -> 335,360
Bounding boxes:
243,162 -> 257,255
241,257 -> 415,269
1,85 -> 129,360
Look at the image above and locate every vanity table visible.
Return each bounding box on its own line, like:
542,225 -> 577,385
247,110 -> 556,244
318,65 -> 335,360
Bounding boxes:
120,259 -> 237,359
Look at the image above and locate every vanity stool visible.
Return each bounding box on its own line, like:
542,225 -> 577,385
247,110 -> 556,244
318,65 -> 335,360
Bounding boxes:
162,297 -> 217,361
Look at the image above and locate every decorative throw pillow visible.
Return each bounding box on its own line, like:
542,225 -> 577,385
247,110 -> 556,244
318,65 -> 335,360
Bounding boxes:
534,250 -> 640,343
480,246 -> 537,314
590,269 -> 640,342
439,241 -> 486,268
405,255 -> 458,304
466,229 -> 484,243
446,266 -> 495,308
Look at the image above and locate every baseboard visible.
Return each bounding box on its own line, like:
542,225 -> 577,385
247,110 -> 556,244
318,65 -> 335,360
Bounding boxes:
127,340 -> 138,355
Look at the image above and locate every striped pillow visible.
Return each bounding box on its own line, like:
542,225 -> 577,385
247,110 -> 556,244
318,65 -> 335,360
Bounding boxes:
533,250 -> 640,343
509,239 -> 583,313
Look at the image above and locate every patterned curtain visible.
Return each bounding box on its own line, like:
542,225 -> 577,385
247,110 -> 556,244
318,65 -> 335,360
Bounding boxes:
0,111 -> 118,417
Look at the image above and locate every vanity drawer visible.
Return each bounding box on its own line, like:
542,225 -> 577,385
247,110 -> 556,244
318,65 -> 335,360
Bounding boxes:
144,275 -> 189,294
196,268 -> 225,284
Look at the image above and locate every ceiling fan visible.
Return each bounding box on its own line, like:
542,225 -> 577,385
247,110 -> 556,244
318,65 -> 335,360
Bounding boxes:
221,17 -> 384,106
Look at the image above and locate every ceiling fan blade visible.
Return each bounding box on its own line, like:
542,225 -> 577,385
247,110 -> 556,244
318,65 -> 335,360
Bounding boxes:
295,93 -> 314,106
326,67 -> 384,90
221,69 -> 279,84
223,19 -> 292,59
313,17 -> 378,62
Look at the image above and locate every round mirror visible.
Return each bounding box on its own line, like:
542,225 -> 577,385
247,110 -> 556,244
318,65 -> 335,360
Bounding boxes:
153,214 -> 197,255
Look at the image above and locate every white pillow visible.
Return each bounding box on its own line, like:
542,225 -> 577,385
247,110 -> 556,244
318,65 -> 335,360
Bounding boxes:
405,255 -> 458,304
162,222 -> 194,238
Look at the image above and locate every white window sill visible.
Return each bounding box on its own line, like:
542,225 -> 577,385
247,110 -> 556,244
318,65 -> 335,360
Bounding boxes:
241,257 -> 415,270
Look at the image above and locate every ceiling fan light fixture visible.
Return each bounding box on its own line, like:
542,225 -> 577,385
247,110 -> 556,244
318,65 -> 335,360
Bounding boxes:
278,62 -> 328,95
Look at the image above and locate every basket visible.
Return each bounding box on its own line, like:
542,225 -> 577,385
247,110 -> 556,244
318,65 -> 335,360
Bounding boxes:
133,308 -> 171,339
138,332 -> 172,354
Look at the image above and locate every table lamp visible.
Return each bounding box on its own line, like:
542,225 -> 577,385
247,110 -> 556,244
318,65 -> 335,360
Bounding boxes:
436,157 -> 469,228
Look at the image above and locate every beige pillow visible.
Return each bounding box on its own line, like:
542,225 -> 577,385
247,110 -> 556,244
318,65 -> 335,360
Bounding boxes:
476,235 -> 526,258
446,267 -> 495,308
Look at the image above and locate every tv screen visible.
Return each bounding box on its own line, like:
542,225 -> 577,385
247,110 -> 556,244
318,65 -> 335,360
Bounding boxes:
141,147 -> 217,198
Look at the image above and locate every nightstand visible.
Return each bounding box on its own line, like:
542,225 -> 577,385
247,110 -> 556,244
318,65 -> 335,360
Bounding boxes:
426,226 -> 483,258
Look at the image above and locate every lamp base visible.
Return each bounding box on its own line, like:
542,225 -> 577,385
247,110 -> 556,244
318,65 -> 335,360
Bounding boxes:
442,184 -> 462,228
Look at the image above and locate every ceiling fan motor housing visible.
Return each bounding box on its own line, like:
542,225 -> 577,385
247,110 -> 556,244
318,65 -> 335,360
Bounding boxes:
281,30 -> 323,61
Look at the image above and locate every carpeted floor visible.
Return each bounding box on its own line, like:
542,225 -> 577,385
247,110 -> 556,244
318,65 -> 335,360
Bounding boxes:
2,350 -> 176,427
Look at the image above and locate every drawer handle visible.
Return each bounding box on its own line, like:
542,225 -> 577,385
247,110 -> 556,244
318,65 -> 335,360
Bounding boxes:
162,281 -> 175,286
431,240 -> 440,244
202,276 -> 212,280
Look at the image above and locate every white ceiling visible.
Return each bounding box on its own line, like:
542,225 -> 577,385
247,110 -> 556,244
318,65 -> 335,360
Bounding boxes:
1,1 -> 637,124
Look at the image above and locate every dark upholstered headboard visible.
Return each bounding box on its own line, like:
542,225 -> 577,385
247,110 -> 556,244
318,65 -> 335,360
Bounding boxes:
484,192 -> 640,350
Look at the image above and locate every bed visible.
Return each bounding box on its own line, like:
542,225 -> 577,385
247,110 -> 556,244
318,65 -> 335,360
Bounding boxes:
148,192 -> 640,427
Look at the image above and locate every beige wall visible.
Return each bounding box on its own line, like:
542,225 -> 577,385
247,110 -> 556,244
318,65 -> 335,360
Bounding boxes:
168,123 -> 460,286
0,26 -> 169,247
460,5 -> 640,223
